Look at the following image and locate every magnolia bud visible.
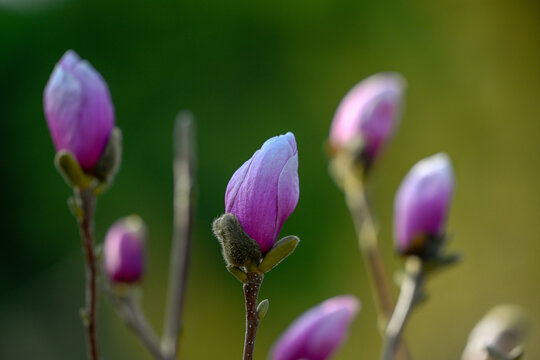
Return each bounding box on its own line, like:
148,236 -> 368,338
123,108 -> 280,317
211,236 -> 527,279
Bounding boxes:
271,295 -> 360,360
462,305 -> 530,360
329,73 -> 405,165
225,132 -> 299,253
393,153 -> 455,257
44,50 -> 115,172
104,216 -> 146,284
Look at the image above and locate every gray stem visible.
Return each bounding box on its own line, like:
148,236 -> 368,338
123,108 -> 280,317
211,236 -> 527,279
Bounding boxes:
381,257 -> 424,360
111,289 -> 165,360
162,112 -> 196,360
344,177 -> 410,360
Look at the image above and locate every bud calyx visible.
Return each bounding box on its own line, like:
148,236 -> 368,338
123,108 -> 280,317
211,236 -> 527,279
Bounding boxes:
213,213 -> 262,269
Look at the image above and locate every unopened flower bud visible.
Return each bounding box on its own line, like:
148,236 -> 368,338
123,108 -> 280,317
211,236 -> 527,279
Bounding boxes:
329,73 -> 405,165
104,216 -> 146,284
44,50 -> 115,172
225,132 -> 299,253
393,153 -> 455,257
271,295 -> 360,360
462,305 -> 530,360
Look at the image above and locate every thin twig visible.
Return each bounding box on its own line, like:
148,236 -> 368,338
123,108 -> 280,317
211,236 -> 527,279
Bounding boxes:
345,183 -> 395,320
243,272 -> 264,360
76,187 -> 100,360
343,174 -> 410,360
111,288 -> 165,360
162,111 -> 196,360
381,257 -> 424,360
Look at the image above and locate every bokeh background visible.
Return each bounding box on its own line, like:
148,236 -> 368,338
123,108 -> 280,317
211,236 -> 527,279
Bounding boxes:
1,0 -> 539,359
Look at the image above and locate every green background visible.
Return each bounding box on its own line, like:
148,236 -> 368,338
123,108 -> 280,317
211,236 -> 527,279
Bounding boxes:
1,0 -> 539,359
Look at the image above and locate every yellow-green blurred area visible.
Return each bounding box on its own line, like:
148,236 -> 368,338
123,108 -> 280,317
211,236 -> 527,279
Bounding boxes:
1,0 -> 539,359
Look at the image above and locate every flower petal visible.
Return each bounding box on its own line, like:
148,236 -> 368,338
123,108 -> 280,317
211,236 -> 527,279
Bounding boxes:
271,295 -> 359,360
225,133 -> 299,252
394,153 -> 455,253
43,50 -> 115,171
274,152 -> 299,242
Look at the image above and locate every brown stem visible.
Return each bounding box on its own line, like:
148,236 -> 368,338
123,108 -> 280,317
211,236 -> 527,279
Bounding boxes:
162,112 -> 196,360
76,187 -> 99,360
381,257 -> 424,360
243,272 -> 264,360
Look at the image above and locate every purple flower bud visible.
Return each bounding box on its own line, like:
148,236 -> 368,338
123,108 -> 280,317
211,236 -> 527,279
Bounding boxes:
225,132 -> 299,253
271,295 -> 360,360
44,50 -> 115,171
329,73 -> 405,162
394,153 -> 455,255
104,216 -> 146,284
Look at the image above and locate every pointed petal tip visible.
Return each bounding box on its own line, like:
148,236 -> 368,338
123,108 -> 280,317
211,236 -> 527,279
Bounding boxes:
59,49 -> 81,69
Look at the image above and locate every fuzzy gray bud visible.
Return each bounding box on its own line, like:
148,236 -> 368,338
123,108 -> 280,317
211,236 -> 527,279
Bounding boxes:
213,213 -> 262,268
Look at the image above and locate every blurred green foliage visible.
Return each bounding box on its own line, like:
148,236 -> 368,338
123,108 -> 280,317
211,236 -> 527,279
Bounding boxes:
1,0 -> 539,359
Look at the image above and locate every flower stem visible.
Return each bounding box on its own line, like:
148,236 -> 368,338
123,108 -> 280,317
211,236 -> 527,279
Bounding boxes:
381,257 -> 424,360
346,186 -> 394,320
343,174 -> 410,360
243,272 -> 264,360
76,187 -> 99,360
162,112 -> 196,360
110,288 -> 165,360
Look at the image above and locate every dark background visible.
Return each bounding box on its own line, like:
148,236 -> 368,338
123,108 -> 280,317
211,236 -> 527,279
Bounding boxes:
1,0 -> 539,359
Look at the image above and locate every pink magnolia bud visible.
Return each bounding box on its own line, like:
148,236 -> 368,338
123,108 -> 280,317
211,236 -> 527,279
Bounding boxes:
394,153 -> 455,255
271,295 -> 360,360
329,73 -> 405,162
44,50 -> 115,171
225,132 -> 299,253
104,216 -> 146,284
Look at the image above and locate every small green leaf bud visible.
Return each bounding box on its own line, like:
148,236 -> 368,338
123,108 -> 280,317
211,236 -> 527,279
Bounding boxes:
257,299 -> 269,320
226,265 -> 248,283
258,235 -> 300,273
54,150 -> 93,189
67,196 -> 84,219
